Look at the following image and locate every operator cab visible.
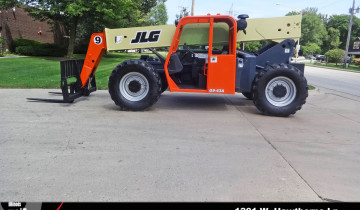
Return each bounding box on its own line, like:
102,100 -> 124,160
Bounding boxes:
164,15 -> 238,94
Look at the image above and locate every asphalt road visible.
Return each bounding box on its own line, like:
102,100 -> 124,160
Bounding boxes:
305,66 -> 360,97
1,67 -> 360,201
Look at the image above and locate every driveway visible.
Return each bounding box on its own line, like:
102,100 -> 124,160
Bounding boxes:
0,74 -> 359,201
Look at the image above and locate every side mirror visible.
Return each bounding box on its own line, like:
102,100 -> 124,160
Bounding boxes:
237,14 -> 249,35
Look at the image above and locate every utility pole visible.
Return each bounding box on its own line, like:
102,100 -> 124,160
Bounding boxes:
191,0 -> 195,16
344,0 -> 356,68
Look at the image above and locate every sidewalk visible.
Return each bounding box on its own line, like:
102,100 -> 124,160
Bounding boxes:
0,55 -> 29,58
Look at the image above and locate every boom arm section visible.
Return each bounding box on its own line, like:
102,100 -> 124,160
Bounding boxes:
237,15 -> 301,43
104,15 -> 301,51
80,32 -> 107,87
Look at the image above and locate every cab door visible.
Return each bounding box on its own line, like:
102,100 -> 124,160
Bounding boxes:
206,17 -> 237,94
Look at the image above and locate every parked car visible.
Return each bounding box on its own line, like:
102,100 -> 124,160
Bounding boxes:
315,55 -> 324,61
305,55 -> 315,59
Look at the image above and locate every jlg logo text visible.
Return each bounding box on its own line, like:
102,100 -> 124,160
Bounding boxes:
131,30 -> 161,44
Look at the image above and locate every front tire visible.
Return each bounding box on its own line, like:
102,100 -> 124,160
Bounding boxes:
108,60 -> 162,111
242,92 -> 253,100
252,64 -> 308,117
159,73 -> 168,93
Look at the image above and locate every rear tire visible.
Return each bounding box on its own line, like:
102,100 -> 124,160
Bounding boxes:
252,64 -> 308,117
108,60 -> 162,111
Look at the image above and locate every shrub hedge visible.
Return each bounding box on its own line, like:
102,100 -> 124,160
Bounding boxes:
0,37 -> 5,56
0,37 -> 5,45
13,38 -> 67,57
12,39 -> 41,49
324,49 -> 344,64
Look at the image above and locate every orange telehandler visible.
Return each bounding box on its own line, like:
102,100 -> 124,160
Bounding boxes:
28,14 -> 308,117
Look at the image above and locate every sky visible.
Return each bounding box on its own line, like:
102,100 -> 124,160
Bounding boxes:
165,0 -> 356,24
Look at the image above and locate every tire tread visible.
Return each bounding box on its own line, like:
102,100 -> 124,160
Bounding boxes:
108,59 -> 162,111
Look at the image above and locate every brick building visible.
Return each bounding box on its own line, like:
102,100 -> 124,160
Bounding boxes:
0,6 -> 67,53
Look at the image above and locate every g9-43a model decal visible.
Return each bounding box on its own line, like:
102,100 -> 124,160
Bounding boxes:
130,30 -> 161,44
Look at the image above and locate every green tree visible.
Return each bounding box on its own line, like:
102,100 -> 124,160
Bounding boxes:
0,37 -> 5,56
325,49 -> 344,65
75,0 -> 161,54
327,15 -> 360,50
1,0 -> 135,57
302,43 -> 321,55
0,0 -> 159,57
301,8 -> 328,48
128,0 -> 157,26
243,41 -> 262,52
287,7 -> 328,52
285,11 -> 300,16
135,0 -> 157,15
303,7 -> 318,15
145,0 -> 168,25
327,27 -> 342,49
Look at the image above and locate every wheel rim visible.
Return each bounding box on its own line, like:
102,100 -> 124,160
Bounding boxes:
119,72 -> 149,101
265,76 -> 296,107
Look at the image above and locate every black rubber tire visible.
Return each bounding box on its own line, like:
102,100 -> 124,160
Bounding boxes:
108,60 -> 162,111
242,92 -> 253,100
252,63 -> 308,117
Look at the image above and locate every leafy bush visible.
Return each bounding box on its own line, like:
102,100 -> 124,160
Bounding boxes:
302,43 -> 321,56
15,43 -> 67,57
37,43 -> 67,57
0,37 -> 5,56
12,39 -> 41,49
244,41 -> 262,52
12,38 -> 67,57
74,41 -> 89,54
350,55 -> 355,64
15,46 -> 36,55
324,49 -> 344,65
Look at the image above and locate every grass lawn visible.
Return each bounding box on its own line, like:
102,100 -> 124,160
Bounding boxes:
308,85 -> 315,90
0,52 -> 150,89
306,62 -> 360,72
